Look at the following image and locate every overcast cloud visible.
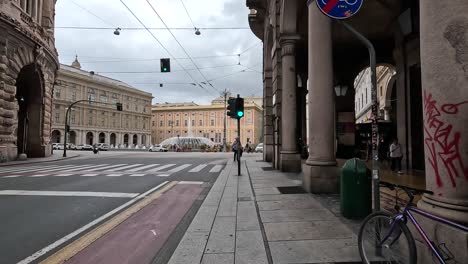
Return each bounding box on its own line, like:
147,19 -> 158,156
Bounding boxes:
55,0 -> 263,105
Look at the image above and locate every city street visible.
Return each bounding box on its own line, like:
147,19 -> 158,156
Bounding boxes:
0,151 -> 229,264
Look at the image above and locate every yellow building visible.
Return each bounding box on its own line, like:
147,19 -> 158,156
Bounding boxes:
151,101 -> 263,146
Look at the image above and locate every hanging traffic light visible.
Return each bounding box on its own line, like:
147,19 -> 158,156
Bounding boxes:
236,97 -> 244,118
227,97 -> 236,118
160,58 -> 171,72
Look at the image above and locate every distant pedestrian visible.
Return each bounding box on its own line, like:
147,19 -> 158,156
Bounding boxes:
92,144 -> 99,154
389,138 -> 403,174
232,137 -> 242,162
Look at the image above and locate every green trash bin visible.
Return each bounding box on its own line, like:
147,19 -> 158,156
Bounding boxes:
340,158 -> 372,219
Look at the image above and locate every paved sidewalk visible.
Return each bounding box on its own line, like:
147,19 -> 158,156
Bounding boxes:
168,156 -> 362,264
0,152 -> 80,166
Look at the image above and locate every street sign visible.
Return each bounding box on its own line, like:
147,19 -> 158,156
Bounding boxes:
316,0 -> 363,20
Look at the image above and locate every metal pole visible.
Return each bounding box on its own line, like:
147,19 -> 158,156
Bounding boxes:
223,89 -> 228,152
340,21 -> 380,212
63,106 -> 70,157
237,117 -> 241,176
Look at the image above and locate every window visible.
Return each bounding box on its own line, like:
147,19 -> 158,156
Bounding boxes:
68,89 -> 76,101
199,120 -> 203,126
70,113 -> 76,124
152,121 -> 155,127
160,120 -> 163,126
101,118 -> 105,126
100,95 -> 108,103
54,87 -> 61,99
54,112 -> 60,122
184,120 -> 188,126
191,120 -> 195,126
88,116 -> 93,126
210,119 -> 215,126
135,105 -> 138,111
112,120 -> 116,128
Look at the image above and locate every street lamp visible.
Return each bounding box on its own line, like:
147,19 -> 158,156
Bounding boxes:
334,85 -> 348,97
114,28 -> 121,35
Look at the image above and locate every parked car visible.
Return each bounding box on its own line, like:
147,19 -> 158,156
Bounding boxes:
67,143 -> 77,150
52,143 -> 60,150
149,144 -> 168,152
76,144 -> 93,150
255,143 -> 264,153
97,143 -> 109,151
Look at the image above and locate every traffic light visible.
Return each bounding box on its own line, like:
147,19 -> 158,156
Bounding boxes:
160,58 -> 170,72
116,103 -> 123,111
236,97 -> 244,118
227,97 -> 236,118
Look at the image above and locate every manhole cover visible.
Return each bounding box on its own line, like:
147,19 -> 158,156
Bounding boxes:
277,186 -> 306,194
261,167 -> 274,171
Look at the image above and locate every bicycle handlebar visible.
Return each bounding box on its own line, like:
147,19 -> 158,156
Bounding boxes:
379,180 -> 434,196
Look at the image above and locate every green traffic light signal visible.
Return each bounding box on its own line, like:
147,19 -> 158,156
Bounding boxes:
237,111 -> 244,117
163,67 -> 167,72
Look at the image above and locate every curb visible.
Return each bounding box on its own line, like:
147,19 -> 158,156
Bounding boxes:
0,154 -> 81,167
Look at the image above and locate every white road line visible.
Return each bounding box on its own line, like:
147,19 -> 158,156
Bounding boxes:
168,164 -> 192,172
0,190 -> 138,198
29,175 -> 48,177
2,175 -> 20,178
33,165 -> 86,173
85,164 -> 127,172
106,174 -> 123,177
105,164 -> 143,172
64,164 -> 110,172
188,164 -> 207,172
127,164 -> 159,172
0,165 -> 69,173
17,181 -> 169,264
81,174 -> 98,177
209,165 -> 224,173
146,164 -> 176,172
55,174 -> 73,177
178,181 -> 204,185
129,174 -> 146,177
157,174 -> 171,177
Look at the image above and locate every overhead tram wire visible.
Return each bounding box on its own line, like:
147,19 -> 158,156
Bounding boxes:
179,0 -> 197,30
96,63 -> 241,74
54,26 -> 250,30
119,0 -> 214,96
145,0 -> 220,94
70,0 -> 115,27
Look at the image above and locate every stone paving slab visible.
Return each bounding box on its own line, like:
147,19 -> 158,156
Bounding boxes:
269,238 -> 361,263
235,230 -> 268,264
187,205 -> 218,232
260,208 -> 336,223
257,198 -> 323,210
201,253 -> 234,264
237,201 -> 260,231
167,231 -> 210,264
204,216 -> 236,254
264,221 -> 355,241
255,193 -> 312,201
217,196 -> 237,217
253,187 -> 281,195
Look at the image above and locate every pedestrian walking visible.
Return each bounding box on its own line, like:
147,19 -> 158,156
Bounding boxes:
232,137 -> 242,162
389,138 -> 403,174
92,144 -> 99,154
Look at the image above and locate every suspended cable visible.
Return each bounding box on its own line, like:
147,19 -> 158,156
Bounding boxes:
70,0 -> 114,27
179,0 -> 197,29
97,63 -> 240,74
239,42 -> 262,54
53,26 -> 250,30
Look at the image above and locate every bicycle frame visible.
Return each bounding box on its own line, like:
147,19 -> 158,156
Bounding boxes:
381,205 -> 468,264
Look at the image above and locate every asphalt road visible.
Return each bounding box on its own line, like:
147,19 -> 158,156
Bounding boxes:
0,151 -> 230,264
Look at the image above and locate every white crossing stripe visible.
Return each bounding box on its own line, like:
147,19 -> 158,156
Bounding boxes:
81,174 -> 98,177
209,165 -> 223,173
29,175 -> 48,177
2,175 -> 20,178
0,165 -> 64,173
64,164 -> 110,172
0,165 -> 74,174
129,174 -> 146,177
127,164 -> 159,172
55,174 -> 73,177
33,165 -> 86,173
178,181 -> 204,185
0,190 -> 139,198
188,164 -> 207,172
85,164 -> 127,172
157,174 -> 171,177
168,164 -> 192,172
106,174 -> 123,177
147,164 -> 176,172
106,164 -> 143,172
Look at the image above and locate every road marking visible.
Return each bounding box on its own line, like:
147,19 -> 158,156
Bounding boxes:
147,164 -> 176,172
1,165 -> 74,174
33,165 -> 85,173
85,164 -> 127,172
178,181 -> 204,185
129,174 -> 146,177
106,164 -> 143,172
168,164 -> 192,172
55,174 -> 73,177
2,175 -> 20,178
209,165 -> 224,172
157,174 -> 171,177
64,164 -> 110,172
32,181 -> 175,264
29,175 -> 47,177
0,165 -> 64,173
106,174 -> 123,177
0,190 -> 139,198
81,174 -> 98,177
188,164 -> 207,172
127,164 -> 159,172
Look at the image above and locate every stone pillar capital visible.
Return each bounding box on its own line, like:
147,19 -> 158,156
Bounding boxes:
279,35 -> 300,58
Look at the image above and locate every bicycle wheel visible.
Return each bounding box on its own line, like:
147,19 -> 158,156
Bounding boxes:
358,211 -> 417,264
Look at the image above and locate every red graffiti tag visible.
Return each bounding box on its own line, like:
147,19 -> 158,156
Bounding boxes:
423,91 -> 468,188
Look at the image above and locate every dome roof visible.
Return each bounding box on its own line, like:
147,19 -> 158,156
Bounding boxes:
71,55 -> 81,69
160,137 -> 215,147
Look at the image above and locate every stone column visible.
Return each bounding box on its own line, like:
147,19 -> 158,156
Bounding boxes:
279,36 -> 301,172
302,2 -> 338,193
418,0 -> 468,223
263,70 -> 274,162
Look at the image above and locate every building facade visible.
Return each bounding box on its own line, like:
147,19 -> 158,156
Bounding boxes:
0,0 -> 59,160
151,101 -> 263,146
51,58 -> 152,148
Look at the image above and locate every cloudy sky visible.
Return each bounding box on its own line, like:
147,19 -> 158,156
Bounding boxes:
55,0 -> 263,105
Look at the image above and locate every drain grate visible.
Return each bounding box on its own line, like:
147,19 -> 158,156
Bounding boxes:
261,167 -> 274,171
277,186 -> 306,194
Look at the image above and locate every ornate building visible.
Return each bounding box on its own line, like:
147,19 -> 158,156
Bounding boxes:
152,101 -> 262,146
0,0 -> 59,160
51,58 -> 152,148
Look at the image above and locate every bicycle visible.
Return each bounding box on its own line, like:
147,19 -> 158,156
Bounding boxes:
358,181 -> 468,263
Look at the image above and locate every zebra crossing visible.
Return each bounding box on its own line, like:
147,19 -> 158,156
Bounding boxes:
0,163 -> 224,179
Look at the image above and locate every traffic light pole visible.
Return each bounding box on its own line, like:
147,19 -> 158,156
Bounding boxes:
237,117 -> 241,176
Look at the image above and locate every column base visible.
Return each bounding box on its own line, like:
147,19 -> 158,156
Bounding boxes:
302,162 -> 339,193
264,144 -> 273,162
280,152 -> 301,172
417,195 -> 468,224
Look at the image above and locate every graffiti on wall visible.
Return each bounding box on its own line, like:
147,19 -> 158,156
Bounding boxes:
423,91 -> 468,189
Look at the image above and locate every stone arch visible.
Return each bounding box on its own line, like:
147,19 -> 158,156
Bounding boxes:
98,132 -> 106,143
132,134 -> 138,145
110,133 -> 116,146
69,131 -> 77,144
123,134 -> 129,145
51,130 -> 61,143
86,132 -> 94,145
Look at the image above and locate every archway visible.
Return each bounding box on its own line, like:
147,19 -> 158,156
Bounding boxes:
69,131 -> 76,144
110,133 -> 116,146
15,64 -> 44,157
86,132 -> 94,145
99,132 -> 105,143
133,134 -> 138,145
51,130 -> 61,143
123,134 -> 129,145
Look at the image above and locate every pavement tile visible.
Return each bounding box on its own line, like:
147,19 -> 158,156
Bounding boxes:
204,216 -> 236,254
187,205 -> 218,232
260,208 -> 335,223
167,231 -> 210,264
257,199 -> 322,211
203,190 -> 223,207
253,187 -> 281,195
264,221 -> 354,241
269,238 -> 361,263
201,253 -> 234,264
255,193 -> 312,201
217,196 -> 237,217
235,230 -> 268,264
221,186 -> 238,198
237,201 -> 260,231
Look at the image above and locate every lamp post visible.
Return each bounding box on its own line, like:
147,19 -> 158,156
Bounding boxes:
63,99 -> 91,157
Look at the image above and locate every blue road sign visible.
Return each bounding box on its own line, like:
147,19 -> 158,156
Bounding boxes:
316,0 -> 363,20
